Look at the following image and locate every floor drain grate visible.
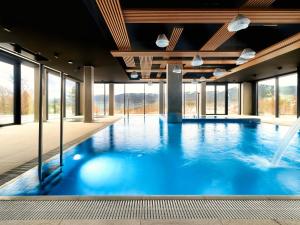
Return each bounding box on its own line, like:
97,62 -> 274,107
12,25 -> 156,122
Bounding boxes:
1,199 -> 300,220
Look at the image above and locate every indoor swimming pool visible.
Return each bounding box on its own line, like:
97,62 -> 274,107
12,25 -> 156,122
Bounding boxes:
1,116 -> 300,196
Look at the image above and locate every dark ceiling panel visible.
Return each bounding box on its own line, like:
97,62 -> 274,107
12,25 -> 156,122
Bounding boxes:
218,24 -> 300,52
0,0 -> 128,82
120,0 -> 247,9
127,24 -> 222,51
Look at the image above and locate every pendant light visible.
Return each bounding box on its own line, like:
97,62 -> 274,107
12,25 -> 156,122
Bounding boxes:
199,76 -> 206,82
191,55 -> 203,67
240,48 -> 256,59
156,34 -> 169,48
236,57 -> 248,65
213,68 -> 227,76
172,65 -> 182,74
228,14 -> 251,32
130,71 -> 139,79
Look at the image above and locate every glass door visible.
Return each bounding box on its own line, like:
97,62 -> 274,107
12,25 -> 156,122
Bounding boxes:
206,84 -> 227,115
0,60 -> 14,125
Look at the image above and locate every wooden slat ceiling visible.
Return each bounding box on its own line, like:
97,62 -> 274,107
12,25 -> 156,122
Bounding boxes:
96,0 -> 135,67
214,32 -> 300,80
201,0 -> 276,51
111,51 -> 241,57
123,9 -> 300,24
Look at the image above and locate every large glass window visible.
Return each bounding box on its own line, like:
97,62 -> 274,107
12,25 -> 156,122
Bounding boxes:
21,64 -> 35,123
279,74 -> 297,119
145,83 -> 159,114
65,79 -> 77,117
216,85 -> 226,114
206,85 -> 215,114
47,72 -> 61,120
114,84 -> 125,115
94,83 -> 109,116
125,84 -> 144,114
0,61 -> 14,125
258,78 -> 276,117
228,83 -> 240,115
184,83 -> 197,116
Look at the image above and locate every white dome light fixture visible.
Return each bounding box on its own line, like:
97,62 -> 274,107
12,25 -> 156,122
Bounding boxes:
199,76 -> 206,82
240,48 -> 256,59
191,79 -> 198,84
191,55 -> 204,67
130,71 -> 139,79
172,65 -> 182,74
227,14 -> 251,32
156,34 -> 169,48
213,68 -> 227,76
236,57 -> 248,65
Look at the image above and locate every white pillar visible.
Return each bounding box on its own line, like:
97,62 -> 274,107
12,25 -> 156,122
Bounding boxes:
200,82 -> 206,116
159,81 -> 164,114
241,82 -> 252,115
83,66 -> 94,122
167,64 -> 182,123
109,83 -> 114,116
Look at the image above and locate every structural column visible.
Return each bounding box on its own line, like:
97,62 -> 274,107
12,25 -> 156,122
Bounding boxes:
159,81 -> 164,114
241,82 -> 252,115
200,82 -> 206,116
109,83 -> 114,116
83,66 -> 94,122
167,64 -> 182,123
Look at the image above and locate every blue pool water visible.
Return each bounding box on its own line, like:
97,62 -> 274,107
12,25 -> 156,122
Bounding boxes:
1,116 -> 300,196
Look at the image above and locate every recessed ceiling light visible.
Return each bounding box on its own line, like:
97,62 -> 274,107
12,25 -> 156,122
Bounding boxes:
68,60 -> 73,64
156,34 -> 169,48
3,27 -> 11,32
191,55 -> 204,67
213,68 -> 227,76
54,53 -> 59,59
240,48 -> 256,59
130,71 -> 139,79
172,65 -> 182,74
228,14 -> 251,32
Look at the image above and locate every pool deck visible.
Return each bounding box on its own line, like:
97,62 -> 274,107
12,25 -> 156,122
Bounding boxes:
0,116 -> 121,185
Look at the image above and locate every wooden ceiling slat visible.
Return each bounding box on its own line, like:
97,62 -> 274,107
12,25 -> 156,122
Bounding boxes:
244,0 -> 276,8
96,0 -> 135,67
123,9 -> 300,24
139,56 -> 153,78
111,51 -> 241,57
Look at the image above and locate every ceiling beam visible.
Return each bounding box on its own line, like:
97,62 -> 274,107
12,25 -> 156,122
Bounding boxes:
127,68 -> 215,73
123,9 -> 300,24
96,0 -> 135,67
215,32 -> 300,80
152,59 -> 236,65
111,51 -> 241,58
